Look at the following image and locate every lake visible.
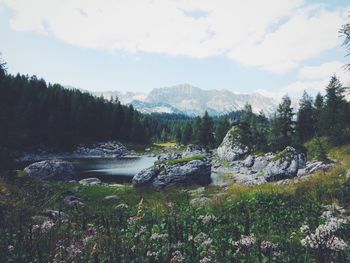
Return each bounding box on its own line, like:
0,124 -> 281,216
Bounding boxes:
68,155 -> 157,183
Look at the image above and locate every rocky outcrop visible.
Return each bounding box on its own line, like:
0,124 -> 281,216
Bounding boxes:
19,141 -> 127,162
24,159 -> 77,181
133,158 -> 211,189
214,147 -> 307,185
78,178 -> 101,186
217,126 -> 250,162
182,144 -> 209,158
297,160 -> 333,177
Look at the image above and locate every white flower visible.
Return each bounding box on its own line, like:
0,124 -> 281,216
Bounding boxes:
198,214 -> 217,225
199,256 -> 212,263
170,250 -> 184,262
300,225 -> 310,234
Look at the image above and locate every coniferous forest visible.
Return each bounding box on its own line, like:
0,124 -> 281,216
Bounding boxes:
1,6 -> 350,263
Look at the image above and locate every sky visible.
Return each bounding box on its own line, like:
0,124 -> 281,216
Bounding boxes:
0,0 -> 349,99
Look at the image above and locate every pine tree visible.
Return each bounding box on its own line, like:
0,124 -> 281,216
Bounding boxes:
181,123 -> 193,145
269,96 -> 295,150
198,111 -> 214,146
321,75 -> 348,145
296,91 -> 315,143
215,118 -> 230,146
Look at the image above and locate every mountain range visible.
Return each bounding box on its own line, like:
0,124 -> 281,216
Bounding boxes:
93,84 -> 279,116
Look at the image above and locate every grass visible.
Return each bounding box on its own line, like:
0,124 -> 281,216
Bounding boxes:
155,154 -> 206,166
153,141 -> 177,147
1,145 -> 350,262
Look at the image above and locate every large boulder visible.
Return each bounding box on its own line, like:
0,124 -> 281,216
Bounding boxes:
152,160 -> 211,188
215,147 -> 307,184
264,147 -> 306,181
133,158 -> 211,189
217,126 -> 250,162
133,166 -> 160,186
24,159 -> 76,181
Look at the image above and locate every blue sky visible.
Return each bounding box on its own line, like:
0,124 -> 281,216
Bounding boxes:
0,0 -> 349,98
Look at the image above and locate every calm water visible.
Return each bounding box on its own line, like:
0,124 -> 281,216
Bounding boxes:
67,156 -> 157,183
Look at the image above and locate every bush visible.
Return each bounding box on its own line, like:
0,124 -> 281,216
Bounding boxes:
305,137 -> 331,162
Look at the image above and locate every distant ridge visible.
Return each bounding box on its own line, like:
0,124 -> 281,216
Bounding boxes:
94,84 -> 279,116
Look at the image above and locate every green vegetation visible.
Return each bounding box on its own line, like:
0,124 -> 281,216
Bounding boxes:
1,145 -> 350,262
153,141 -> 177,147
155,155 -> 206,166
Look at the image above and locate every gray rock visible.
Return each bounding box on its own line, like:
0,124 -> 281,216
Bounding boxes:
224,147 -> 307,184
244,155 -> 255,168
182,144 -> 208,158
264,147 -> 304,181
78,178 -> 102,186
152,160 -> 211,189
133,166 -> 160,186
217,126 -> 250,162
297,160 -> 334,177
45,210 -> 67,220
103,195 -> 120,202
158,152 -> 182,161
24,159 -> 76,182
133,159 -> 211,189
63,195 -> 84,206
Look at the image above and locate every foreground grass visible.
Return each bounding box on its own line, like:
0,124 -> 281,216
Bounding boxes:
1,146 -> 350,262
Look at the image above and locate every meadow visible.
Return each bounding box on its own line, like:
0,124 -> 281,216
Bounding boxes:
1,146 -> 350,262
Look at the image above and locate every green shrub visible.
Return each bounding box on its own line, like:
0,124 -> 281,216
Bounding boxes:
305,136 -> 331,161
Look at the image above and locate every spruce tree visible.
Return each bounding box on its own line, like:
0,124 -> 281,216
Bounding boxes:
181,123 -> 192,145
296,91 -> 316,143
198,111 -> 214,146
322,75 -> 347,145
269,96 -> 295,150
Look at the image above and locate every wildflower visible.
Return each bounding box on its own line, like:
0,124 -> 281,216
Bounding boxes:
300,204 -> 349,252
170,250 -> 184,262
199,256 -> 212,263
198,214 -> 217,225
8,245 -> 14,253
67,244 -> 82,259
232,234 -> 256,249
260,240 -> 282,258
232,234 -> 256,257
87,224 -> 96,235
150,232 -> 168,241
300,225 -> 310,234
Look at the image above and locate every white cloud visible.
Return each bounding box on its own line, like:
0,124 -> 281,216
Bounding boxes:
0,0 -> 348,73
280,61 -> 350,98
298,61 -> 345,79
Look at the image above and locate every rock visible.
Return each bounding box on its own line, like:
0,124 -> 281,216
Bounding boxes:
217,126 -> 250,162
133,159 -> 211,189
24,159 -> 77,182
63,195 -> 84,206
244,155 -> 255,168
157,152 -> 182,161
297,160 -> 334,177
78,178 -> 102,186
32,215 -> 50,224
152,160 -> 211,189
182,144 -> 208,158
264,147 -> 305,181
223,147 -> 307,184
45,210 -> 67,220
103,195 -> 120,202
133,166 -> 160,186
